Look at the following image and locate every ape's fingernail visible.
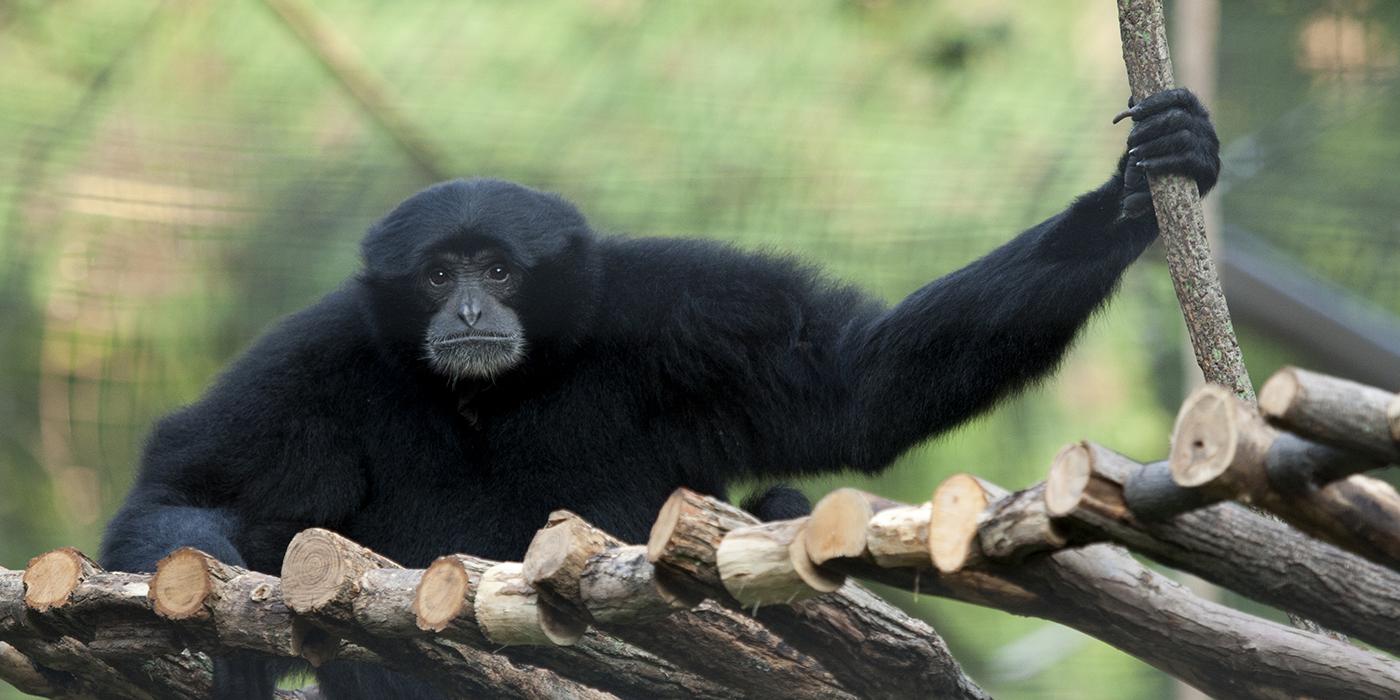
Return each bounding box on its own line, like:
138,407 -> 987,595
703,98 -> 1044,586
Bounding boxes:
1128,147 -> 1138,157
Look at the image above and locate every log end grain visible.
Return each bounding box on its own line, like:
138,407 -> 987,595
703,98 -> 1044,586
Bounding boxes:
414,555 -> 475,633
804,488 -> 876,565
929,474 -> 990,572
1258,367 -> 1301,421
1169,385 -> 1240,488
646,491 -> 686,564
150,548 -> 217,619
22,548 -> 97,612
1045,445 -> 1093,517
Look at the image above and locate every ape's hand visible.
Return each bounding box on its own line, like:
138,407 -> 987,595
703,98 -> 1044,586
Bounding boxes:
1113,88 -> 1221,220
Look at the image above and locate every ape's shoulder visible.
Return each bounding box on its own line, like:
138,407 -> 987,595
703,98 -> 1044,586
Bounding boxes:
162,285 -> 385,438
592,236 -> 876,339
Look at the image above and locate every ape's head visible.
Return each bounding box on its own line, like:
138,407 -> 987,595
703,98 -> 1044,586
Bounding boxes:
359,178 -> 598,380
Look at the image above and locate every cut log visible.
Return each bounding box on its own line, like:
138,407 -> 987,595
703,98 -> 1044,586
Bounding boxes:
150,548 -> 240,621
1260,366 -> 1400,464
279,530 -> 624,699
865,503 -> 933,568
474,563 -> 587,647
22,550 -> 100,613
1172,384 -> 1382,494
717,518 -> 844,606
570,538 -> 855,698
803,489 -> 901,565
523,510 -> 619,621
975,484 -> 1065,563
1047,442 -> 1400,655
414,553 -> 493,638
1265,366 -> 1394,464
526,514 -> 852,698
1169,385 -> 1400,569
577,546 -> 690,625
281,528 -> 397,620
929,473 -> 993,572
892,474 -> 1400,699
1120,458 -> 1213,521
648,489 -> 990,700
150,549 -> 303,658
646,489 -> 752,599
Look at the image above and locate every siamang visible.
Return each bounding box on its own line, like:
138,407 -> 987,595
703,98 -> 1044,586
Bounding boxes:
101,89 -> 1219,698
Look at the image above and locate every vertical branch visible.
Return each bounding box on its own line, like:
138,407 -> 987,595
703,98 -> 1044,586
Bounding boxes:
1116,0 -> 1255,403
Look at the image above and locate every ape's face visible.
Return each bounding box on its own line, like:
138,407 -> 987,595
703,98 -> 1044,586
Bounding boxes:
421,247 -> 527,380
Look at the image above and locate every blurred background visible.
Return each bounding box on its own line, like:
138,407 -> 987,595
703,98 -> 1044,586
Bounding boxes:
1,0 -> 1398,697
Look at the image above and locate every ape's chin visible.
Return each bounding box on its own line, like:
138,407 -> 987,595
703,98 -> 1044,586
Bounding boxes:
425,335 -> 526,381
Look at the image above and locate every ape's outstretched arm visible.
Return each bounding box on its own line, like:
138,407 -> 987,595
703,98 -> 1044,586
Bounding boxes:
840,89 -> 1219,471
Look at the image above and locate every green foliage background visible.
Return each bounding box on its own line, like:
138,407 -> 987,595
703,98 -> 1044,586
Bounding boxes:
1,1 -> 1397,697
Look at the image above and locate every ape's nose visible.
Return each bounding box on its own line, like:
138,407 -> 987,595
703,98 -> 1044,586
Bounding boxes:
458,300 -> 483,327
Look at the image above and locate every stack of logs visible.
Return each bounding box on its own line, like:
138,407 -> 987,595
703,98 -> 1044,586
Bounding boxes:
2,366 -> 1398,699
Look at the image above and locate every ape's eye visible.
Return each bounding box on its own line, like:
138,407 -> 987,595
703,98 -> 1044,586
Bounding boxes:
427,269 -> 450,287
486,264 -> 510,282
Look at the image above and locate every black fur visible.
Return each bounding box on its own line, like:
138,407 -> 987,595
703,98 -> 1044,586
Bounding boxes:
101,89 -> 1218,698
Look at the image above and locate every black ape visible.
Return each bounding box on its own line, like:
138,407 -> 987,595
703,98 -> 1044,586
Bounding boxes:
102,89 -> 1219,698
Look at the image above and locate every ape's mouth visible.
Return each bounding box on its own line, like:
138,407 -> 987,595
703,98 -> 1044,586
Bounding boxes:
430,333 -> 517,348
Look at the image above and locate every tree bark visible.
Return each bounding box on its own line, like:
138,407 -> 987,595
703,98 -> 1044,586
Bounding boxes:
280,528 -> 735,699
1116,0 -> 1254,402
1047,441 -> 1400,655
648,489 -> 990,700
861,476 -> 1400,699
527,514 -> 855,699
1260,366 -> 1400,464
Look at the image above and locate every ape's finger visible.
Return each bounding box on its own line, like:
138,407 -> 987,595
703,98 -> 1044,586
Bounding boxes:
1127,109 -> 1211,148
1128,129 -> 1196,160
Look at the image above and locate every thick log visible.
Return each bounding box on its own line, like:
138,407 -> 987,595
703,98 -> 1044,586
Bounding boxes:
648,489 -> 990,700
717,519 -> 843,606
803,489 -> 902,565
1170,385 -> 1400,569
0,642 -> 76,699
1260,366 -> 1400,464
1047,442 -> 1400,655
